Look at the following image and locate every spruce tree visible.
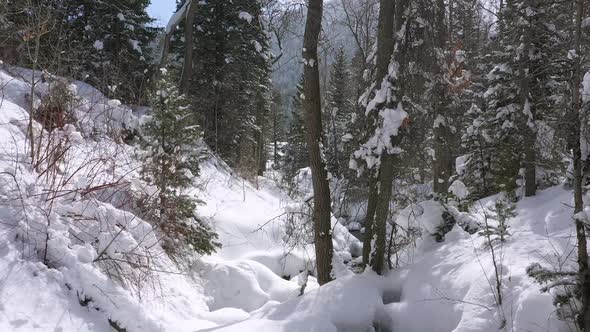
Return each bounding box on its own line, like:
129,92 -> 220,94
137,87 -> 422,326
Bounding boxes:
283,74 -> 309,184
478,0 -> 569,197
325,47 -> 354,178
141,68 -> 218,258
63,0 -> 157,104
172,0 -> 272,170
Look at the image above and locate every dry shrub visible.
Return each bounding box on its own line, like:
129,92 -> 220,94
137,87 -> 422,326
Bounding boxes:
34,81 -> 77,132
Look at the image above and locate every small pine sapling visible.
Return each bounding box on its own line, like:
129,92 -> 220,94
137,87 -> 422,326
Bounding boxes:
480,193 -> 516,245
140,68 -> 219,258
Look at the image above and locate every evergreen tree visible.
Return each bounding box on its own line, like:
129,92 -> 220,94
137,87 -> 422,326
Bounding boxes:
0,0 -> 68,73
63,0 -> 157,104
324,47 -> 355,177
173,0 -> 272,170
141,68 -> 218,258
283,74 -> 309,183
461,103 -> 497,198
478,0 -> 569,197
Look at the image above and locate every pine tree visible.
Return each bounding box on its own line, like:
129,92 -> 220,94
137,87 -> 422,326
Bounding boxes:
0,0 -> 68,73
461,103 -> 497,198
141,68 -> 218,258
478,0 -> 569,197
283,75 -> 309,184
173,0 -> 272,170
63,0 -> 157,104
324,47 -> 354,178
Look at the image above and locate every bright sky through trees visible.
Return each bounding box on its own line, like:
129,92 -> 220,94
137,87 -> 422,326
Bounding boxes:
148,0 -> 176,26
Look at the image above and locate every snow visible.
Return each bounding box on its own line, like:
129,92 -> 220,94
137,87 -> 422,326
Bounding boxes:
449,179 -> 469,200
252,40 -> 262,53
198,259 -> 299,312
166,0 -> 192,34
130,39 -> 143,54
583,71 -> 590,103
0,66 -> 578,332
210,270 -> 394,332
397,200 -> 446,236
0,66 -> 313,332
238,12 -> 253,24
455,155 -> 468,175
93,40 -> 104,51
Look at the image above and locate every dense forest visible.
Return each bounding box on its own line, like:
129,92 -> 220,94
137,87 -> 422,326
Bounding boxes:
0,0 -> 590,331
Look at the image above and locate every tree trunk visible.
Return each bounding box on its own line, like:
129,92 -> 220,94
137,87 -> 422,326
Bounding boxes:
255,99 -> 266,177
370,153 -> 395,273
572,0 -> 590,329
519,28 -> 536,197
302,0 -> 333,285
432,0 -> 452,196
363,176 -> 378,265
367,0 -> 397,275
180,1 -> 197,93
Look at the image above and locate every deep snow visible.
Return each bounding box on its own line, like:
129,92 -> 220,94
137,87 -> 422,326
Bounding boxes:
0,66 -> 578,332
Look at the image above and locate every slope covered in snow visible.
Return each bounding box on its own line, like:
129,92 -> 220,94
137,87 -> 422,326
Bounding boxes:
0,66 -> 357,331
0,65 -> 579,332
208,186 -> 574,332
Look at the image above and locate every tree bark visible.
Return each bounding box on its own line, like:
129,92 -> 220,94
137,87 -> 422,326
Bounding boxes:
572,0 -> 590,329
363,176 -> 378,265
255,97 -> 267,176
432,0 -> 452,196
180,1 -> 197,93
519,22 -> 536,197
302,0 -> 333,285
370,153 -> 395,273
367,0 -> 397,275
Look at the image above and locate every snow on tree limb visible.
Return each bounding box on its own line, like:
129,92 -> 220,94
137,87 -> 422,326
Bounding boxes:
166,0 -> 192,34
583,71 -> 590,103
160,0 -> 194,67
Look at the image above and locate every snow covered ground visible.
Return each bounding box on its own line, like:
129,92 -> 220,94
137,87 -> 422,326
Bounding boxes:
0,66 -> 578,331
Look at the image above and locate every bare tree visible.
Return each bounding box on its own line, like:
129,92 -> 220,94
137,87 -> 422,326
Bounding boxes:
338,0 -> 378,63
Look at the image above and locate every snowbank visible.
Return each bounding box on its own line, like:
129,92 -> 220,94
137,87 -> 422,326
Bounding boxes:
208,270 -> 395,332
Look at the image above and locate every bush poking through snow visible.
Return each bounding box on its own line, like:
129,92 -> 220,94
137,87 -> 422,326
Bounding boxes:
33,80 -> 77,132
527,262 -> 579,324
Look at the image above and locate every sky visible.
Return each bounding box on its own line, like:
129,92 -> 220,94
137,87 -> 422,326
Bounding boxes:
148,0 -> 177,26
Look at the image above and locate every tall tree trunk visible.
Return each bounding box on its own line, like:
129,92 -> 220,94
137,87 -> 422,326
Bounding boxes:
255,99 -> 266,177
367,0 -> 397,275
519,25 -> 536,197
572,0 -> 590,329
302,0 -> 333,285
371,153 -> 395,273
433,0 -> 452,196
180,1 -> 197,93
363,176 -> 378,265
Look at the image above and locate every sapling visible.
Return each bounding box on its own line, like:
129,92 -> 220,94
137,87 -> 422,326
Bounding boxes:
140,68 -> 219,259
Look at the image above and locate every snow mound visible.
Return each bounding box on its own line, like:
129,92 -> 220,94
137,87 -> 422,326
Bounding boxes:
209,271 -> 395,332
397,200 -> 446,235
197,259 -> 300,312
